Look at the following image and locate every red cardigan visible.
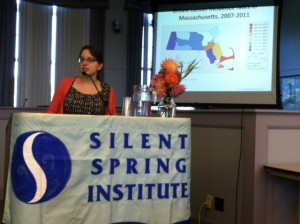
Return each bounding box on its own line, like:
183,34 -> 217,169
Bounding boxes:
47,77 -> 117,115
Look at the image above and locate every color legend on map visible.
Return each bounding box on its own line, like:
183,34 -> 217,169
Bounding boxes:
247,23 -> 269,71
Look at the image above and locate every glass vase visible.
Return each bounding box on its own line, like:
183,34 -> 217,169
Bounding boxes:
157,96 -> 176,118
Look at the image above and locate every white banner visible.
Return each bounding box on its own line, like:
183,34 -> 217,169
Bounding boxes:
3,113 -> 191,224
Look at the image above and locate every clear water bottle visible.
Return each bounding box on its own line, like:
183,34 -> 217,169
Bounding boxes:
132,85 -> 151,117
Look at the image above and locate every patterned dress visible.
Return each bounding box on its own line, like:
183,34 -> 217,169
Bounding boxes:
64,82 -> 111,115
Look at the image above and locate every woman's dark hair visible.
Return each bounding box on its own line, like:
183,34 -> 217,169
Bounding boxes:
79,45 -> 104,80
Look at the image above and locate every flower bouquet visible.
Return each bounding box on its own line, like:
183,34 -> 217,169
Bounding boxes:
151,58 -> 198,117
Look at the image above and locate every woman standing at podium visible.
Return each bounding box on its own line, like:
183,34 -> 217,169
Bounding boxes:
48,45 -> 116,115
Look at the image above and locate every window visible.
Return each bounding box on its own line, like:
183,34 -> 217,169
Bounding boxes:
141,13 -> 153,86
14,0 -> 89,107
14,0 -> 20,106
281,76 -> 300,109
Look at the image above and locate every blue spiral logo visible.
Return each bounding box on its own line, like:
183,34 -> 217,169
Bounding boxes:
11,131 -> 72,204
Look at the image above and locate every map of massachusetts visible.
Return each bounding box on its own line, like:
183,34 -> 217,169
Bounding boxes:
166,27 -> 235,70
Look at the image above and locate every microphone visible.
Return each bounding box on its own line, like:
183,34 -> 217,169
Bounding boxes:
23,98 -> 28,107
83,72 -> 111,115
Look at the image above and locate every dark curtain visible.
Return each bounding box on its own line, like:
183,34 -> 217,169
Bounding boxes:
0,0 -> 16,106
124,0 -> 152,12
23,0 -> 109,8
90,8 -> 106,81
125,0 -> 152,96
125,11 -> 144,97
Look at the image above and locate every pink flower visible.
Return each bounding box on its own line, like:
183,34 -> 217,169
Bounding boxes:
155,78 -> 167,98
170,85 -> 186,98
151,73 -> 164,88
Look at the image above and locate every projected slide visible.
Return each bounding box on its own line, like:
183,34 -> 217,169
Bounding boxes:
155,6 -> 276,92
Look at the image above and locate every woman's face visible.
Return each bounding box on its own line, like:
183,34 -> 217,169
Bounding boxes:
79,49 -> 103,76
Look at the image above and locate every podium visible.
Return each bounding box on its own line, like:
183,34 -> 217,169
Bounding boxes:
2,113 -> 191,224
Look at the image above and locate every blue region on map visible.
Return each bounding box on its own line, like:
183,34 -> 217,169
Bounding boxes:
166,32 -> 205,50
206,49 -> 216,64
